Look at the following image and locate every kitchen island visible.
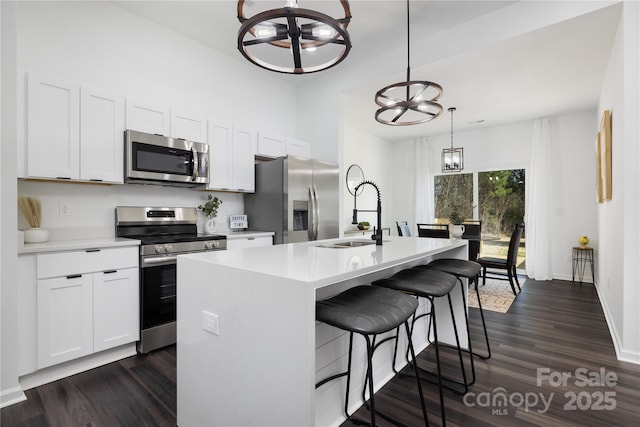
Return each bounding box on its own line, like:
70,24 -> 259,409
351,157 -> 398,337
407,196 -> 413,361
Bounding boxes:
176,236 -> 468,427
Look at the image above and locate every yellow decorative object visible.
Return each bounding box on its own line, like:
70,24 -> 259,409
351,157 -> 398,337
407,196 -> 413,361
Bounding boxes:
578,236 -> 589,248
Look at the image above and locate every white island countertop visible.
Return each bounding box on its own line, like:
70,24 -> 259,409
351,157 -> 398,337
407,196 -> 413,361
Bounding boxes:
177,236 -> 468,427
181,235 -> 466,289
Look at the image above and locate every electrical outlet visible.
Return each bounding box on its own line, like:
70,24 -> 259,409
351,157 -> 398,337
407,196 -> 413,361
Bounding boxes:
59,202 -> 70,216
202,310 -> 219,335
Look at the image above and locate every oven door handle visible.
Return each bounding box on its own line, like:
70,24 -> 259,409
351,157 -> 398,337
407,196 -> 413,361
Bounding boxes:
142,255 -> 177,266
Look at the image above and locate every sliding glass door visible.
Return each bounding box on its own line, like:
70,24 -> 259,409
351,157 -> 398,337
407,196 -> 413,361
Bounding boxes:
434,169 -> 526,269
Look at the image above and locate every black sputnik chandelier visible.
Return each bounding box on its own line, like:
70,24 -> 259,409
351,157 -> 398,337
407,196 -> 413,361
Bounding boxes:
237,0 -> 352,74
374,0 -> 443,125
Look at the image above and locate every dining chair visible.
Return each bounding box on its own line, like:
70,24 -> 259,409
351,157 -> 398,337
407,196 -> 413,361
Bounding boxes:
461,221 -> 482,261
417,223 -> 449,238
476,223 -> 524,295
396,221 -> 412,237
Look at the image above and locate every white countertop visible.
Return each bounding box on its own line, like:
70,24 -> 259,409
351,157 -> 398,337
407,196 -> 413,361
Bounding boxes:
18,237 -> 141,255
182,235 -> 466,288
221,230 -> 275,240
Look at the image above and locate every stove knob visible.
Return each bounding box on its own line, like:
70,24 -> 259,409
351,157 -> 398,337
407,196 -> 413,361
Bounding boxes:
154,245 -> 165,254
164,244 -> 173,253
204,241 -> 213,250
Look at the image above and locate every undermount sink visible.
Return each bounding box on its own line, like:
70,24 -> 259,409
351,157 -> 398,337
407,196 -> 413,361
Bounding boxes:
315,239 -> 377,249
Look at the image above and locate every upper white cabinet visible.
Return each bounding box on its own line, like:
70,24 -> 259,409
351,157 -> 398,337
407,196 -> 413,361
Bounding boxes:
256,132 -> 286,158
80,87 -> 125,183
27,72 -> 80,180
171,111 -> 207,143
208,121 -> 256,193
125,99 -> 170,136
286,138 -> 311,158
232,127 -> 257,192
25,72 -> 125,183
208,121 -> 233,190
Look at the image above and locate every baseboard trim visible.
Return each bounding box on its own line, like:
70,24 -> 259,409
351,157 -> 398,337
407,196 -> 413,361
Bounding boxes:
0,386 -> 27,409
18,343 -> 136,393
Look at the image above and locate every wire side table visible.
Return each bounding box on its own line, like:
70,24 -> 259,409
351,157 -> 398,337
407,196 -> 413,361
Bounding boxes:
572,247 -> 594,284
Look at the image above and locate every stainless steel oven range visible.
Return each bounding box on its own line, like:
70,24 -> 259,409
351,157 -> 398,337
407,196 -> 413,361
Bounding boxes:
116,206 -> 226,353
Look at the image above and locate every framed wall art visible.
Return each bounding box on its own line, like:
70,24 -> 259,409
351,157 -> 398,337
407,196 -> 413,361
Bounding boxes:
597,109 -> 612,202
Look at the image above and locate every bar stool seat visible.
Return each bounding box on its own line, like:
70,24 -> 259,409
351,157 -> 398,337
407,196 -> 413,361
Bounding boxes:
316,285 -> 430,426
426,258 -> 481,278
316,285 -> 419,335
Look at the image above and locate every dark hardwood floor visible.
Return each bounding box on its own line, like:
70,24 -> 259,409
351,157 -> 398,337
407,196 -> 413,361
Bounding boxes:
2,279 -> 639,426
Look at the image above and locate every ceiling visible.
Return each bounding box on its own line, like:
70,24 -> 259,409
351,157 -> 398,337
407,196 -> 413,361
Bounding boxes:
114,0 -> 621,141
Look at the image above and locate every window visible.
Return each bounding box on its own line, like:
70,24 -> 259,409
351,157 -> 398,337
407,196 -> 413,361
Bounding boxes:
434,169 -> 526,269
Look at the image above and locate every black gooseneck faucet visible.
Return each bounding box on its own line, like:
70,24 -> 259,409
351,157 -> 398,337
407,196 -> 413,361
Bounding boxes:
352,180 -> 383,246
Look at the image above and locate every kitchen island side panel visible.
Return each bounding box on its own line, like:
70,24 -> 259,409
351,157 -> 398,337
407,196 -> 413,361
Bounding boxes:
176,256 -> 316,427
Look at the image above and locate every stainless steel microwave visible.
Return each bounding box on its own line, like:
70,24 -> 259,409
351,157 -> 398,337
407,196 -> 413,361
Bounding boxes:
125,130 -> 209,187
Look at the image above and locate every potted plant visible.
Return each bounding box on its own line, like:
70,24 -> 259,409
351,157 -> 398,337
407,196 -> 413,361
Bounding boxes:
448,201 -> 466,238
198,195 -> 222,234
357,221 -> 370,230
18,196 -> 49,243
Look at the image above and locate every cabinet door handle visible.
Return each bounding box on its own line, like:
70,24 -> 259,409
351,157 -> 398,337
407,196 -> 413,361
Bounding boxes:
85,249 -> 101,253
247,237 -> 255,240
66,274 -> 82,279
103,270 -> 117,274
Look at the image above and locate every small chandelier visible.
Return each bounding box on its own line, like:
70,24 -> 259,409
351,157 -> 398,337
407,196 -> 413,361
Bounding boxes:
237,0 -> 352,74
375,0 -> 443,126
442,107 -> 464,173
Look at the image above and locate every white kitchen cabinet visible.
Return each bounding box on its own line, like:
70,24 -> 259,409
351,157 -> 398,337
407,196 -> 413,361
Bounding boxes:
208,121 -> 256,192
37,274 -> 94,369
286,138 -> 311,158
208,121 -> 233,190
80,86 -> 125,183
226,236 -> 273,250
125,98 -> 170,136
27,72 -> 80,180
170,111 -> 207,143
232,127 -> 257,192
93,268 -> 139,352
35,247 -> 139,369
25,72 -> 125,183
256,132 -> 286,158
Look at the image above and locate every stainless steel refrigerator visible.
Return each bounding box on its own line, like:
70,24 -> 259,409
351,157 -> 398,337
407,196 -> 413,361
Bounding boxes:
245,155 -> 339,244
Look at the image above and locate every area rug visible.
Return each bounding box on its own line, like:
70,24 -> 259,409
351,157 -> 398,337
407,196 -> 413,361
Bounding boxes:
468,278 -> 523,313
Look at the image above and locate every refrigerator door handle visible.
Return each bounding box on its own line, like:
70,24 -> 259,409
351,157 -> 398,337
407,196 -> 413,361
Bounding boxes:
308,187 -> 315,240
312,186 -> 319,240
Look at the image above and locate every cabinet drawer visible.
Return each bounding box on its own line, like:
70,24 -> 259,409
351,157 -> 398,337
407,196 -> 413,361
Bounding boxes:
37,246 -> 138,279
227,236 -> 273,250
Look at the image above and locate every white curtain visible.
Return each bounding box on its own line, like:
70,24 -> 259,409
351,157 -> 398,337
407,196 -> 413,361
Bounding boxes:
415,138 -> 435,225
525,119 -> 554,280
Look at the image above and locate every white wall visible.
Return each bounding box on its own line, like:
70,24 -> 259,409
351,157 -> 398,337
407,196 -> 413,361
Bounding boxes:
1,0 -> 24,407
342,125 -> 394,234
390,111 -> 598,281
597,1 -> 640,363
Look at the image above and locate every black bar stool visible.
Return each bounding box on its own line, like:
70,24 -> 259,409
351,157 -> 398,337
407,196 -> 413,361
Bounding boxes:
315,285 -> 430,427
423,259 -> 490,361
375,268 -> 466,427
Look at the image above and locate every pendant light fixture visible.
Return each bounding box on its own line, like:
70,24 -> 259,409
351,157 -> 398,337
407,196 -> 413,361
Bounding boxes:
441,107 -> 464,172
375,0 -> 443,126
237,0 -> 352,74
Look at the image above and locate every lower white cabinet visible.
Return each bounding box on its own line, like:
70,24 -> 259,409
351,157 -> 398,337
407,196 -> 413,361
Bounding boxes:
226,236 -> 273,250
93,268 -> 139,352
37,274 -> 94,368
35,247 -> 139,369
